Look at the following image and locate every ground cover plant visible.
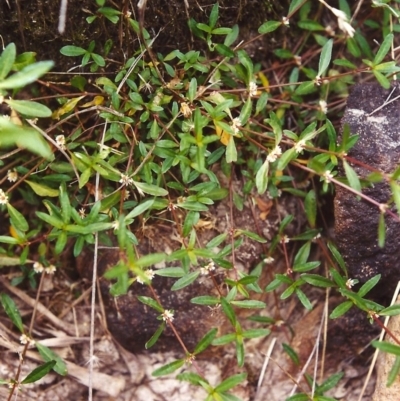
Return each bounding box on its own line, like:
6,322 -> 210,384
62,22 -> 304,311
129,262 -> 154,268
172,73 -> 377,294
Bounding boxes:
1,0 -> 400,400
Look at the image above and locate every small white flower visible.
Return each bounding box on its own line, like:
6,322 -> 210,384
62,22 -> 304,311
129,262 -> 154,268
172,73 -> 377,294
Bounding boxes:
318,1 -> 355,38
314,76 -> 323,86
33,262 -> 44,273
264,256 -> 274,264
282,235 -> 290,244
79,208 -> 86,219
45,265 -> 56,274
294,55 -> 302,66
294,139 -> 306,153
379,203 -> 388,213
162,309 -> 174,322
56,135 -> 66,150
282,16 -> 290,26
231,117 -> 242,135
20,334 -> 35,346
167,202 -> 178,211
322,170 -> 334,183
312,233 -> 322,242
119,173 -> 133,186
180,102 -> 192,118
7,170 -> 18,183
124,190 -> 131,200
137,269 -> 155,284
325,25 -> 335,37
346,278 -> 357,289
111,220 -> 119,231
248,81 -> 258,98
267,145 -> 282,163
0,189 -> 8,205
200,261 -> 216,275
337,17 -> 355,38
319,100 -> 328,114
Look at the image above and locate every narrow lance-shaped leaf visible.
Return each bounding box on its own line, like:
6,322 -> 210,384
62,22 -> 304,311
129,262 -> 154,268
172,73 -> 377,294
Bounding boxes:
0,42 -> 16,80
145,322 -> 166,349
317,39 -> 333,77
373,33 -> 393,65
0,61 -> 54,89
343,159 -> 361,193
21,361 -> 56,384
152,359 -> 185,377
1,293 -> 24,333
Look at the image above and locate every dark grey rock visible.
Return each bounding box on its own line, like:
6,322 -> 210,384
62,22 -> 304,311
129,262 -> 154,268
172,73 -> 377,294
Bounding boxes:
335,82 -> 400,296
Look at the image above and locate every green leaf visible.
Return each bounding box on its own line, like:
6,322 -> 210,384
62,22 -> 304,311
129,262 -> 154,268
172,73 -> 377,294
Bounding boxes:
378,212 -> 385,248
329,300 -> 353,319
358,274 -> 381,297
60,45 -> 87,57
191,295 -> 220,305
171,270 -> 200,291
177,372 -> 209,387
212,333 -> 236,345
0,236 -> 19,245
282,343 -> 300,365
294,81 -> 316,95
145,322 -> 166,349
55,231 -> 67,254
209,3 -> 219,28
295,288 -> 312,310
390,181 -> 400,217
194,328 -> 217,354
36,343 -> 67,376
154,267 -> 185,278
0,117 -> 54,160
133,181 -> 168,196
188,77 -> 197,102
7,204 -> 29,232
231,300 -> 266,309
258,21 -> 282,34
0,43 -> 16,81
373,70 -> 390,89
239,98 -> 252,125
21,361 -> 56,384
373,33 -> 393,65
215,373 -> 247,392
327,241 -> 347,274
304,190 -> 316,228
380,304 -> 400,316
125,199 -> 154,220
137,295 -> 164,313
226,136 -> 237,163
1,293 -> 24,333
372,340 -> 400,357
152,359 -> 185,377
0,61 -> 54,89
318,39 -> 333,77
237,229 -> 267,243
301,274 -> 333,288
25,180 -> 59,197
256,158 -> 269,194
221,297 -> 236,326
134,253 -> 166,268
343,159 -> 361,193
242,328 -> 270,338
387,355 -> 400,387
318,372 -> 344,393
5,99 -> 52,118
224,24 -> 239,46
0,254 -> 33,266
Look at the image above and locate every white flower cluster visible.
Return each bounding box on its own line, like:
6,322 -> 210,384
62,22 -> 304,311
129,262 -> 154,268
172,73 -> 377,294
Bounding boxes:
267,145 -> 282,163
137,269 -> 155,284
318,0 -> 355,37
